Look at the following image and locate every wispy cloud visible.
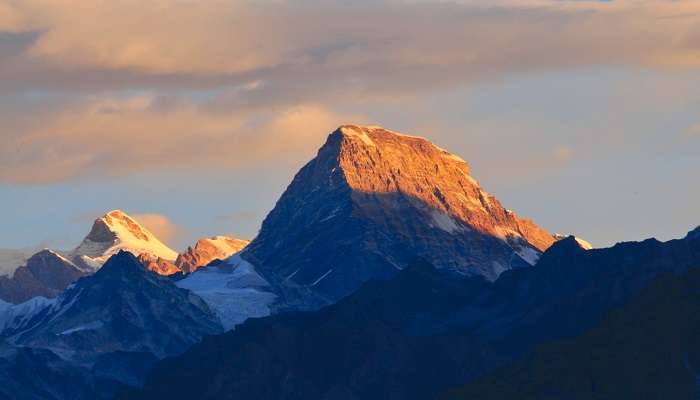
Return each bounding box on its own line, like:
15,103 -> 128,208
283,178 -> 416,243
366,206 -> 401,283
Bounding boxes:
131,213 -> 182,246
0,94 -> 364,183
1,0 -> 699,183
687,123 -> 700,137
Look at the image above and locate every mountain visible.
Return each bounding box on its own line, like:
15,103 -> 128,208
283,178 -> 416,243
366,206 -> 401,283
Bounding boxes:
0,251 -> 224,399
0,250 -> 84,303
138,236 -> 249,276
175,254 -> 277,330
445,267 -> 700,400
240,124 -> 554,305
175,236 -> 249,273
0,296 -> 55,334
0,251 -> 223,398
0,210 -> 180,303
0,211 -> 247,304
0,338 -> 117,400
9,251 -> 222,359
69,210 -> 178,272
126,227 -> 700,400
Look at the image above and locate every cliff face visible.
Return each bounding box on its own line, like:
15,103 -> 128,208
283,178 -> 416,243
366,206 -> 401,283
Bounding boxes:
175,236 -> 249,274
335,125 -> 553,251
0,250 -> 84,303
244,125 -> 555,303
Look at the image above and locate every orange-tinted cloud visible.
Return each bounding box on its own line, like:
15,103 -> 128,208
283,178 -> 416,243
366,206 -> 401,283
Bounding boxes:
0,95 -> 365,183
131,213 -> 182,245
553,146 -> 574,163
687,123 -> 700,137
0,0 -> 699,93
1,0 -> 700,184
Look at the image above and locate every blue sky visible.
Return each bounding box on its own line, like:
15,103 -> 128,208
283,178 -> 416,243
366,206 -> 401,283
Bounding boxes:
1,1 -> 699,251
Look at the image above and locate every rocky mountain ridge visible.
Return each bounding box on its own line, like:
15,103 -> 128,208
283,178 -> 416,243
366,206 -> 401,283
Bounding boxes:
243,125 -> 556,304
0,211 -> 248,303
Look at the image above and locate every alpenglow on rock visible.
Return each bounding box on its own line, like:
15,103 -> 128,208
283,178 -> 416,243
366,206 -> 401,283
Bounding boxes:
175,236 -> 250,273
243,125 -> 555,304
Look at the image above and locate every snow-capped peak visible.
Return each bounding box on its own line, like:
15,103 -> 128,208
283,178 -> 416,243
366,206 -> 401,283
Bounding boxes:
69,210 -> 178,271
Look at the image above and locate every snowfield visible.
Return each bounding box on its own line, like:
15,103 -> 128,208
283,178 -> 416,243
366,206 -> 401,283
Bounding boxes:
177,254 -> 276,331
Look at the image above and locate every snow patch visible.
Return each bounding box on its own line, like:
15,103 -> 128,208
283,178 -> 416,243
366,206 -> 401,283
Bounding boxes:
431,211 -> 462,234
310,269 -> 333,286
0,296 -> 55,334
58,320 -> 103,335
319,206 -> 342,223
515,246 -> 540,266
339,126 -> 376,147
285,268 -> 300,282
554,234 -> 594,250
574,237 -> 594,250
177,254 -> 276,331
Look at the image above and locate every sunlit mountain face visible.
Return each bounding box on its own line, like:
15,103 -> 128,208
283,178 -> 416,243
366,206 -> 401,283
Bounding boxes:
1,1 -> 700,399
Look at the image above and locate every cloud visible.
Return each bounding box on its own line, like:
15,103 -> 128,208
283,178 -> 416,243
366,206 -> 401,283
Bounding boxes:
0,0 -> 699,95
687,123 -> 700,137
553,145 -> 574,163
1,0 -> 700,183
0,94 -> 364,183
131,213 -> 182,245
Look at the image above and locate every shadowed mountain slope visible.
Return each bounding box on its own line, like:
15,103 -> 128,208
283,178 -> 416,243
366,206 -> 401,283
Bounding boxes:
126,228 -> 700,400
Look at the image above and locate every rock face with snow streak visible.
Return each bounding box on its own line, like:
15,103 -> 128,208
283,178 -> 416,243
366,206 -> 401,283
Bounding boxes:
0,251 -> 223,397
0,250 -> 84,303
176,254 -> 276,330
175,236 -> 249,273
243,125 -> 555,304
10,251 -> 222,359
137,253 -> 180,276
69,210 -> 179,273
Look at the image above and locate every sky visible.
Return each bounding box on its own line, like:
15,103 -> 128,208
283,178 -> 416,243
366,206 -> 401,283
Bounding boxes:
1,0 -> 699,252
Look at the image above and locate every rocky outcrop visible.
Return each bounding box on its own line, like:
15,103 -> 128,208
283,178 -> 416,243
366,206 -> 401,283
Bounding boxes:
0,250 -> 84,303
175,236 -> 249,273
136,254 -> 180,276
244,125 -> 555,304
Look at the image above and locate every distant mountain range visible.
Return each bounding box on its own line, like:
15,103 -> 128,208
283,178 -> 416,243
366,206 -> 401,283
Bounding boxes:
0,124 -> 694,400
0,210 -> 248,303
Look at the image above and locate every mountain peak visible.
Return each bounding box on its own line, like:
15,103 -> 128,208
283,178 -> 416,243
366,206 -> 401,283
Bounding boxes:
328,125 -> 553,250
332,124 -> 467,164
245,125 -> 555,303
70,210 -> 178,271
